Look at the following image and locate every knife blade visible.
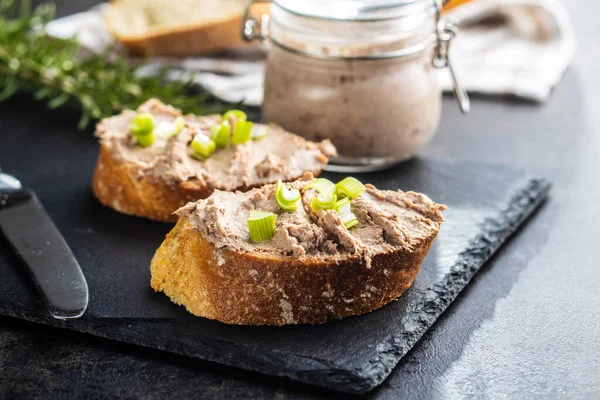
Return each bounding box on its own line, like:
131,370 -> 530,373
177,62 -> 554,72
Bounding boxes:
0,188 -> 88,319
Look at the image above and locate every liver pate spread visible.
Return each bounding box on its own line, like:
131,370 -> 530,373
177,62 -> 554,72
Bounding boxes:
177,174 -> 446,265
263,45 -> 441,163
95,99 -> 337,190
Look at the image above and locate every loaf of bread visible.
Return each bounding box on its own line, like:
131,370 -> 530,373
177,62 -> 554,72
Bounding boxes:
92,99 -> 336,223
150,174 -> 446,325
104,0 -> 269,56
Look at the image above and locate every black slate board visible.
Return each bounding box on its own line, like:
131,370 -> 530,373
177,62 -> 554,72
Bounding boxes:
0,124 -> 550,394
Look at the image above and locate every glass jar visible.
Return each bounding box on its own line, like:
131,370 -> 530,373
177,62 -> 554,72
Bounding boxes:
243,0 -> 469,172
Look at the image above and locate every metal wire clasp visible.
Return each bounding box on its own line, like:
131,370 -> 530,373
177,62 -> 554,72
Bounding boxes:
242,0 -> 271,42
433,0 -> 470,114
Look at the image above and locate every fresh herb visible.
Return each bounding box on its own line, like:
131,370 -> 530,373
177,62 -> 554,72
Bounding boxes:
0,0 -> 230,129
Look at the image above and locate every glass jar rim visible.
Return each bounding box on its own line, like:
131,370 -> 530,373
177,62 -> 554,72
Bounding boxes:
268,0 -> 438,61
273,0 -> 436,22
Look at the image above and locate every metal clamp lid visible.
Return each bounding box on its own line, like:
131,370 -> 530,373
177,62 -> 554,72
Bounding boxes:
242,0 -> 271,42
433,0 -> 470,113
242,0 -> 469,114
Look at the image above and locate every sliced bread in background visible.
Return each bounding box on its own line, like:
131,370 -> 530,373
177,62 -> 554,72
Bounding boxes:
104,0 -> 269,56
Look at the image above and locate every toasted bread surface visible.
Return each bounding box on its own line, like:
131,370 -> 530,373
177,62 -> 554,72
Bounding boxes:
150,180 -> 445,325
150,218 -> 436,326
92,144 -> 331,223
92,144 -> 209,222
92,99 -> 335,223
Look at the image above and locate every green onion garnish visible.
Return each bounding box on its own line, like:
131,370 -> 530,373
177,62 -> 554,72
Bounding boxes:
334,197 -> 359,229
305,178 -> 337,212
223,110 -> 247,122
135,134 -> 155,147
247,210 -> 277,242
210,121 -> 231,147
232,120 -> 253,144
336,177 -> 366,199
173,116 -> 185,134
311,191 -> 337,212
303,178 -> 336,195
275,180 -> 301,211
341,213 -> 359,229
130,113 -> 154,137
334,197 -> 352,216
155,116 -> 185,138
190,133 -> 216,159
251,126 -> 268,140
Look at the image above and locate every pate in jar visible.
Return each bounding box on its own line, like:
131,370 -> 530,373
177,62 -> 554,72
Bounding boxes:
243,0 -> 469,171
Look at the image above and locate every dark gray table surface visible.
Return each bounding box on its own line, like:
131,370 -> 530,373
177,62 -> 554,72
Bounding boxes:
1,1 -> 599,399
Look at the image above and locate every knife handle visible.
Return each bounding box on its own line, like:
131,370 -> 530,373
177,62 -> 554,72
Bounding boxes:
0,188 -> 32,210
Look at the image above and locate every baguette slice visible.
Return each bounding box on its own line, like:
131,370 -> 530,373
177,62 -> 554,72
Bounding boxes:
92,99 -> 336,223
104,0 -> 269,56
151,175 -> 446,326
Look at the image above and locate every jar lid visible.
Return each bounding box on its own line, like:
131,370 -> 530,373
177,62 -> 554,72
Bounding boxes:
267,0 -> 438,60
274,0 -> 432,21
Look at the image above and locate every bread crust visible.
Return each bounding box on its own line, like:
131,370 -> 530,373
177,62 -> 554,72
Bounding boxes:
150,218 -> 438,326
92,144 -> 328,223
92,144 -> 207,222
104,2 -> 270,56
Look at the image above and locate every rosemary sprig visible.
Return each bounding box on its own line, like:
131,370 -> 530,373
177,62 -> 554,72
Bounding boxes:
0,0 -> 231,129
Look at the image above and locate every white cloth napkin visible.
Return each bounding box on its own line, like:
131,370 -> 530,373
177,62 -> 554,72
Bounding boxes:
46,0 -> 574,106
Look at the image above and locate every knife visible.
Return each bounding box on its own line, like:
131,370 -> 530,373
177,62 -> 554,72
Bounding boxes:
0,172 -> 88,319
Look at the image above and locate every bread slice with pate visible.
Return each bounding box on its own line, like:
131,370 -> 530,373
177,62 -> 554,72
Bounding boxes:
92,99 -> 336,223
150,174 -> 446,326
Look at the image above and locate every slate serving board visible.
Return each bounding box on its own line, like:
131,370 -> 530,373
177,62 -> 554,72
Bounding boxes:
0,124 -> 550,394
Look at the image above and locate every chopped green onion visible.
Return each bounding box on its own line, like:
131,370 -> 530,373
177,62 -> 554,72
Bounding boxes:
305,178 -> 337,212
334,197 -> 359,229
155,116 -> 185,138
275,180 -> 301,211
190,133 -> 216,159
173,116 -> 185,133
311,191 -> 337,212
334,197 -> 352,216
341,213 -> 359,229
303,178 -> 336,195
247,210 -> 277,242
232,120 -> 253,144
130,113 -> 154,136
336,177 -> 366,199
223,110 -> 248,122
210,121 -> 231,147
251,126 -> 268,140
135,133 -> 155,148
